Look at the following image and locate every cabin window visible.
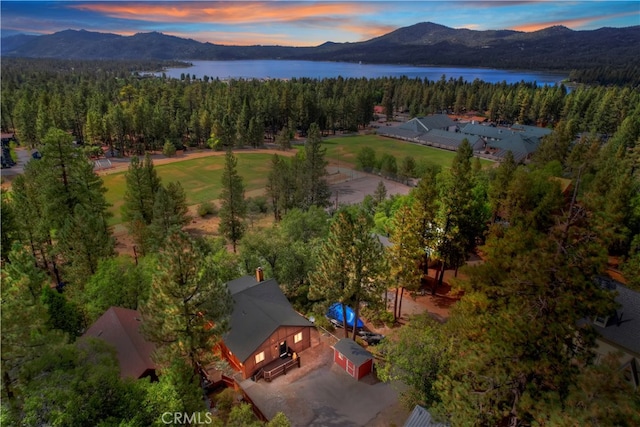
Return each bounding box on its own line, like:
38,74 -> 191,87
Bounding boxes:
338,352 -> 344,360
255,351 -> 265,364
294,332 -> 303,343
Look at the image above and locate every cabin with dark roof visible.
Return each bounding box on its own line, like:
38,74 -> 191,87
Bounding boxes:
82,307 -> 157,380
220,270 -> 316,380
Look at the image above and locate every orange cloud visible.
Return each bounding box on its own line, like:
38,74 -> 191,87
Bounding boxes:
339,22 -> 397,41
169,30 -> 314,46
66,2 -> 393,45
510,11 -> 638,32
167,21 -> 396,46
69,2 -> 377,25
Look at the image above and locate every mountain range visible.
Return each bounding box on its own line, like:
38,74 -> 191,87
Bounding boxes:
2,22 -> 639,71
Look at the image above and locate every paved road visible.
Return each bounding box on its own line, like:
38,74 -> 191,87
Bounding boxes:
1,147 -> 32,178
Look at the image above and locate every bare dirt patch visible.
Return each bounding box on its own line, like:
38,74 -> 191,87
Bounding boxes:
326,166 -> 412,207
96,148 -> 296,177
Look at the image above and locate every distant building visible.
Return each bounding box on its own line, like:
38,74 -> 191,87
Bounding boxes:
82,307 -> 157,380
460,122 -> 552,162
377,113 -> 553,163
377,114 -> 483,151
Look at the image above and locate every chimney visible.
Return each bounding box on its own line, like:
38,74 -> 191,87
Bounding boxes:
256,267 -> 264,282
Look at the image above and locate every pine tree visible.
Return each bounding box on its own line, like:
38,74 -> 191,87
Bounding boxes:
373,180 -> 387,206
218,150 -> 247,253
36,128 -> 84,221
141,231 -> 233,372
11,128 -> 113,285
121,154 -> 161,254
247,116 -> 265,148
148,181 -> 189,250
13,92 -> 38,147
301,123 -> 330,209
275,125 -> 292,151
412,165 -> 441,272
122,154 -> 161,225
387,204 -> 423,320
235,101 -> 250,148
434,217 -> 615,426
434,139 -> 477,289
398,156 -> 416,184
0,189 -> 18,262
1,246 -> 66,403
266,154 -> 285,221
309,208 -> 387,339
9,174 -> 55,276
487,150 -> 517,223
56,203 -> 114,287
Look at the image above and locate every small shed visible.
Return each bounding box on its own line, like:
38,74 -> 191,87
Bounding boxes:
332,338 -> 373,380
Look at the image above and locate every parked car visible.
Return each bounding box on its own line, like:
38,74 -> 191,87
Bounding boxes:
357,330 -> 385,345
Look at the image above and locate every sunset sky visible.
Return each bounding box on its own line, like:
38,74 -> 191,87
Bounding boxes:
2,1 -> 639,46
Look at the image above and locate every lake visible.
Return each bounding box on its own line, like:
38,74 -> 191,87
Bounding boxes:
154,60 -> 567,86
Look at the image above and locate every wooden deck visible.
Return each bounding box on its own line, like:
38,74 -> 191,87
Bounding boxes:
199,363 -> 236,390
253,355 -> 301,382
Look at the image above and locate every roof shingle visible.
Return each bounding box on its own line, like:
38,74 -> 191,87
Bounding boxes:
224,276 -> 313,363
83,307 -> 156,379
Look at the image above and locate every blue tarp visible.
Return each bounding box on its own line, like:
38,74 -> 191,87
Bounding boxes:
327,303 -> 364,328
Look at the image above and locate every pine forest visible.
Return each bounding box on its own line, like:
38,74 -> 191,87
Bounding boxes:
1,58 -> 639,426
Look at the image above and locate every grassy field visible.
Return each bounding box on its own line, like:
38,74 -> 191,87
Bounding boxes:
320,134 -> 493,168
102,153 -> 275,225
102,135 -> 492,225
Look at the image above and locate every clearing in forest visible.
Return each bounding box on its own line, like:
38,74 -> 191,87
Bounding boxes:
101,135 -> 489,225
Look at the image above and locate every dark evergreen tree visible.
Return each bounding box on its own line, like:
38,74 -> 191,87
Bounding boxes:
434,139 -> 478,289
141,231 -> 233,371
300,123 -> 330,209
275,125 -> 292,151
148,181 -> 189,250
309,208 -> 387,339
121,154 -> 161,255
218,150 -> 247,252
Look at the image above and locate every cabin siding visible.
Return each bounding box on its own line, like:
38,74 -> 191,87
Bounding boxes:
229,326 -> 312,379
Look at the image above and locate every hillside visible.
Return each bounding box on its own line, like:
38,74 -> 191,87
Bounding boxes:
2,22 -> 639,74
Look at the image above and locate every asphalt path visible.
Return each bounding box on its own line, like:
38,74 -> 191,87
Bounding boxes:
240,343 -> 405,427
1,147 -> 32,177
